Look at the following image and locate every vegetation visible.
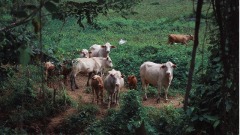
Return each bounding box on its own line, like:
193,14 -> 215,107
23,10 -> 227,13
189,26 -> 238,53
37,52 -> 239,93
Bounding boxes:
0,0 -> 238,134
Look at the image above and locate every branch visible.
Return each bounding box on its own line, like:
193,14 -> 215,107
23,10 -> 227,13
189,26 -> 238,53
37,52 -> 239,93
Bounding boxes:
0,1 -> 47,32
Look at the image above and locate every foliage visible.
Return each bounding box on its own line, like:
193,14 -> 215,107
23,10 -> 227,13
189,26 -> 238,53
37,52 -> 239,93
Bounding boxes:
0,65 -> 74,133
56,103 -> 100,134
86,90 -> 150,135
184,0 -> 239,134
146,105 -> 185,135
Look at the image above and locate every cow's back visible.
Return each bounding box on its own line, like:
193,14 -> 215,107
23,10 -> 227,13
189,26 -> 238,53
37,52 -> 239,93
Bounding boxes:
140,62 -> 163,86
104,75 -> 115,94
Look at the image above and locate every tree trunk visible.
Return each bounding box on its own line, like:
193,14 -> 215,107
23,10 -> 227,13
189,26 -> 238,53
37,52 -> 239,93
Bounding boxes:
184,0 -> 203,111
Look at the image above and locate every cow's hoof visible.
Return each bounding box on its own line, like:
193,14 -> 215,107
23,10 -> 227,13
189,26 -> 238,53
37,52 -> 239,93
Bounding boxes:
164,99 -> 169,103
143,97 -> 148,101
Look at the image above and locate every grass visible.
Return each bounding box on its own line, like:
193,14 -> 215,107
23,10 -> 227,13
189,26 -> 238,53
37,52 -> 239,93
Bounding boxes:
42,0 -> 212,94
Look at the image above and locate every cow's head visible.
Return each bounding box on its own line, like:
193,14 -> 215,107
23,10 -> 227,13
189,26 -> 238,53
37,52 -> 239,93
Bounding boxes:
108,69 -> 122,90
101,42 -> 116,53
188,34 -> 194,41
161,61 -> 176,78
105,56 -> 113,68
80,49 -> 89,58
92,75 -> 104,89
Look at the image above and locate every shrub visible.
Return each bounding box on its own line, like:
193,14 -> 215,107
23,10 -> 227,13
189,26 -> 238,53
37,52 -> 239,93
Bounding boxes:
56,104 -> 99,134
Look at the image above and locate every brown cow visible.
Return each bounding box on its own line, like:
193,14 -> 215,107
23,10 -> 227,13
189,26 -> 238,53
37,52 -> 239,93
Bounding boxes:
168,34 -> 194,45
127,75 -> 137,90
91,75 -> 104,104
44,61 -> 57,88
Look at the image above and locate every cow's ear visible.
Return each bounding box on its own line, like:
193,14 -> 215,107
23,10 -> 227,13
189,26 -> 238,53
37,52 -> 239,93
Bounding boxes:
161,65 -> 166,69
101,45 -> 106,48
111,45 -> 116,48
172,64 -> 177,68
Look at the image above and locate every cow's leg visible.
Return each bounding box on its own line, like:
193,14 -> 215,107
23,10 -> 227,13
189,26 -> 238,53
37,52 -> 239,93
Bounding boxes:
100,91 -> 103,104
141,77 -> 148,100
157,82 -> 162,103
96,90 -> 99,104
164,85 -> 170,102
92,87 -> 95,103
116,90 -> 119,106
70,73 -> 77,91
107,93 -> 111,109
87,72 -> 93,86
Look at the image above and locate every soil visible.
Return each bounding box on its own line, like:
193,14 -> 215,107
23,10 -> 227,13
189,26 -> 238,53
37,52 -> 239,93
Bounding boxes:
45,74 -> 184,134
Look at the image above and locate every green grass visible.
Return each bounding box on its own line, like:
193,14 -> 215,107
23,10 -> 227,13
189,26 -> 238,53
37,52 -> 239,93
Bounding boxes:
42,0 -> 211,93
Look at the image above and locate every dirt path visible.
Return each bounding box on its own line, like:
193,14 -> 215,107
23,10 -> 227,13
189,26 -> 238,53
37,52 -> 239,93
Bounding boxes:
46,74 -> 184,134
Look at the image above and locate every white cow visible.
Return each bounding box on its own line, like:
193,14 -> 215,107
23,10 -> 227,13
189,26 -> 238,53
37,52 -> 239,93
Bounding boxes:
104,69 -> 124,109
80,49 -> 91,58
140,61 -> 176,103
70,56 -> 113,91
89,42 -> 116,57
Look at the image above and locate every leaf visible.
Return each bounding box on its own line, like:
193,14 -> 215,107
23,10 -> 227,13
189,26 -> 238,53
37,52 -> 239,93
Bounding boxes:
44,1 -> 58,13
213,120 -> 220,129
225,100 -> 232,112
52,0 -> 60,3
203,115 -> 218,121
186,126 -> 195,132
18,46 -> 31,66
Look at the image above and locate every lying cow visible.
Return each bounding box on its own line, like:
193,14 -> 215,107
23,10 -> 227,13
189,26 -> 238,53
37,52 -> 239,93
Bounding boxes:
127,75 -> 137,90
70,56 -> 113,91
104,69 -> 124,109
91,75 -> 104,104
168,34 -> 194,45
140,61 -> 176,103
89,42 -> 116,57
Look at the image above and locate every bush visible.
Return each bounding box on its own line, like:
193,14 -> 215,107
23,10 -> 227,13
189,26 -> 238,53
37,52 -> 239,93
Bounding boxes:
56,104 -> 99,134
146,105 -> 185,135
0,65 -> 74,133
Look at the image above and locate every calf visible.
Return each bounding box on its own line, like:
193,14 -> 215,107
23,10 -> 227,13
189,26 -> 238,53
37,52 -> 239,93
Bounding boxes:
127,75 -> 137,90
91,75 -> 104,104
168,34 -> 194,45
140,61 -> 176,103
70,56 -> 113,91
104,69 -> 124,109
89,42 -> 116,57
80,49 -> 92,58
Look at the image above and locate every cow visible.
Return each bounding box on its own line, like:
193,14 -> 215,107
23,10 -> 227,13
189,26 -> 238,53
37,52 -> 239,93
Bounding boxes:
127,75 -> 137,90
168,34 -> 194,45
140,61 -> 176,103
44,61 -> 63,88
104,69 -> 124,109
80,49 -> 91,58
61,60 -> 72,86
70,56 -> 113,91
91,75 -> 104,104
89,42 -> 116,57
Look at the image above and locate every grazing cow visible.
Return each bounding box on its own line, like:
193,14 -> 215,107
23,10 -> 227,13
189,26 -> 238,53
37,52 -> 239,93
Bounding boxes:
168,34 -> 194,45
91,75 -> 104,104
44,61 -> 59,88
89,42 -> 116,57
140,61 -> 176,103
80,49 -> 91,58
61,60 -> 72,86
70,56 -> 113,91
127,75 -> 137,90
104,69 -> 124,109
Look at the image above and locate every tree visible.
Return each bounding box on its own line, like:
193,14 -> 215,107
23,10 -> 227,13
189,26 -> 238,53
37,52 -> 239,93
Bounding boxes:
184,0 -> 239,134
